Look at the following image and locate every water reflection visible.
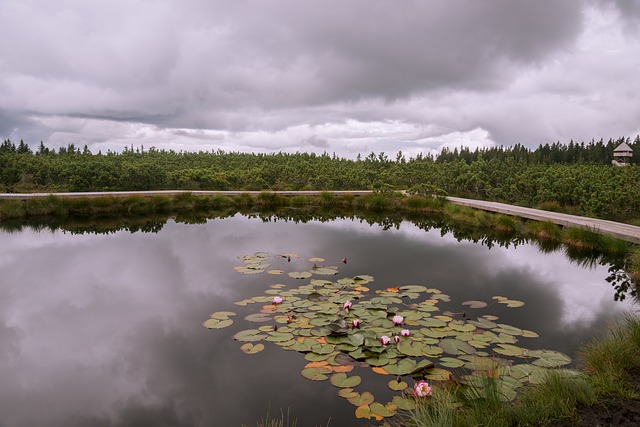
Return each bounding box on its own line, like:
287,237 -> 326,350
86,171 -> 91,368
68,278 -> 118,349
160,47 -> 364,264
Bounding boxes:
0,215 -> 637,427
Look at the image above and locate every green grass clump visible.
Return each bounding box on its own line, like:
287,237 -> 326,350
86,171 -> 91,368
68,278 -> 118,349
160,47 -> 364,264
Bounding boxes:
525,220 -> 563,242
510,371 -> 597,425
491,214 -> 519,233
319,191 -> 336,207
562,226 -> 603,250
256,191 -> 286,207
243,408 -> 330,427
579,314 -> 640,397
627,247 -> 640,284
0,200 -> 27,219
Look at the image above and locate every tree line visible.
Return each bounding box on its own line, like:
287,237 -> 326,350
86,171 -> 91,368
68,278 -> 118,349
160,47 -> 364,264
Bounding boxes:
1,136 -> 639,221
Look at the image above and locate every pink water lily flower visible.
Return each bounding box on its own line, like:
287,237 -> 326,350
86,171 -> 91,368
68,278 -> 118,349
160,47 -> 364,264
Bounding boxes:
272,296 -> 283,305
392,315 -> 404,326
343,300 -> 352,310
413,380 -> 432,397
394,335 -> 401,344
401,329 -> 411,337
352,319 -> 361,328
380,335 -> 391,345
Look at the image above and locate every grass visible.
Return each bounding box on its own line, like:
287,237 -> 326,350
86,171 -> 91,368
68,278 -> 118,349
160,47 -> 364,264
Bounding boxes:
579,314 -> 640,397
525,220 -> 563,242
399,314 -> 640,427
243,408 -> 330,427
627,247 -> 640,284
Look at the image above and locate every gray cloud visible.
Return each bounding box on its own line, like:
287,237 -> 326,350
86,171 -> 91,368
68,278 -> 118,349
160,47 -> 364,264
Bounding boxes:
0,1 -> 638,155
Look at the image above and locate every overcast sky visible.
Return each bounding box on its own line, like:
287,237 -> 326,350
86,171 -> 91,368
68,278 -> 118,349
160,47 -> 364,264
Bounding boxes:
1,1 -> 639,158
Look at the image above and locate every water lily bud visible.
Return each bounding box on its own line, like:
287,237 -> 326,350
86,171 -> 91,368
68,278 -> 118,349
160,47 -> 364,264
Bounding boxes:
380,335 -> 391,345
401,329 -> 411,337
394,335 -> 401,343
392,315 -> 404,326
343,300 -> 352,310
352,319 -> 361,327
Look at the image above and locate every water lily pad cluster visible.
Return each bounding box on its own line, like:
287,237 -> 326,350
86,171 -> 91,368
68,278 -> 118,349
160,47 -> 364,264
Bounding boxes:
206,252 -> 573,421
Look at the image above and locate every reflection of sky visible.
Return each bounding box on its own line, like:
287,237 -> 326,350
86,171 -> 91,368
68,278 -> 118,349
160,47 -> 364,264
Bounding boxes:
0,216 -> 636,426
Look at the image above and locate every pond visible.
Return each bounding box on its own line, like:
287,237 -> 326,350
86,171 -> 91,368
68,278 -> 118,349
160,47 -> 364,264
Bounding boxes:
0,213 -> 636,426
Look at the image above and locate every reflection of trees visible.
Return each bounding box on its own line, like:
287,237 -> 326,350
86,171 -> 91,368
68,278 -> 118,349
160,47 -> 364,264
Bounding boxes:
2,206 -> 637,302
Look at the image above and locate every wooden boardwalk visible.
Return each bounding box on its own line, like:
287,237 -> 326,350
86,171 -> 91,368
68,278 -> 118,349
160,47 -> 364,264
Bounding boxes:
1,191 -> 639,244
448,197 -> 640,244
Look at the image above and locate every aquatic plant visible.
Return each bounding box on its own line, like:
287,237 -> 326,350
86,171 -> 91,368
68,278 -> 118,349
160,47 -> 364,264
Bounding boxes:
205,252 -> 574,422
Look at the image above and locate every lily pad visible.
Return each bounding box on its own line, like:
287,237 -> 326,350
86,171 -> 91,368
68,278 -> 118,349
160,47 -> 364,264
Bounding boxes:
462,300 -> 488,309
244,313 -> 273,323
392,395 -> 416,410
301,366 -> 331,381
330,373 -> 362,388
202,318 -> 233,329
210,311 -> 236,320
240,343 -> 265,354
439,338 -> 476,356
370,402 -> 396,418
439,357 -> 465,368
387,379 -> 408,391
348,391 -> 375,407
233,329 -> 268,342
385,358 -> 417,376
425,367 -> 452,381
530,350 -> 572,367
338,388 -> 359,399
289,271 -> 313,279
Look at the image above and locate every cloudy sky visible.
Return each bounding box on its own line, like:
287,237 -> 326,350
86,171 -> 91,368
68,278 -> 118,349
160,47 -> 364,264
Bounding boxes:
1,1 -> 639,158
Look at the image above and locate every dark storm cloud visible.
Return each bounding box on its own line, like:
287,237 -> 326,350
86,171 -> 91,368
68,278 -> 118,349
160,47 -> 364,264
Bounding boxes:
1,1 -> 582,124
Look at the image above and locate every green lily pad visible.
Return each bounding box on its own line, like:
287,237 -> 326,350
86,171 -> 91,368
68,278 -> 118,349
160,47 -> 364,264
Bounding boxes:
397,340 -> 424,357
370,402 -> 396,418
510,364 -> 548,384
530,350 -> 572,367
245,313 -> 273,323
347,391 -> 375,407
240,343 -> 265,354
494,343 -> 525,357
312,267 -> 339,276
392,395 -> 416,410
338,388 -> 358,399
387,379 -> 408,391
462,300 -> 488,309
440,357 -> 465,368
330,373 -> 362,388
301,366 -> 331,381
202,318 -> 234,329
210,311 -> 236,320
289,271 -> 313,279
365,354 -> 390,367
265,332 -> 294,342
439,338 -> 476,356
233,329 -> 268,342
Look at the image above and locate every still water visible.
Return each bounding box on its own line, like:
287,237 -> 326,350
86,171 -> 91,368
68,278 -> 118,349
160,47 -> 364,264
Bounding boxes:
0,214 -> 636,426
